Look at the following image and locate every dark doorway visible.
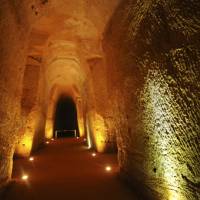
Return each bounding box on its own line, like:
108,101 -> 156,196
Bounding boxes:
54,96 -> 79,138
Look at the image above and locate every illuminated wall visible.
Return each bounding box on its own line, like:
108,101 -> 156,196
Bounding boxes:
2,2 -> 199,200
0,0 -> 120,187
15,50 -> 46,157
76,98 -> 85,137
104,0 -> 200,199
86,55 -> 117,152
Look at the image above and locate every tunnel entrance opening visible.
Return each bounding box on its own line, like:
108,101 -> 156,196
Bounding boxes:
54,96 -> 79,138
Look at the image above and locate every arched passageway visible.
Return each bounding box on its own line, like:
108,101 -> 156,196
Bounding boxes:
7,138 -> 137,200
54,96 -> 79,138
0,1 -> 199,200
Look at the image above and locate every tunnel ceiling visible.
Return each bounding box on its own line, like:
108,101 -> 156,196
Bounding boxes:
1,1 -> 199,200
23,0 -> 120,100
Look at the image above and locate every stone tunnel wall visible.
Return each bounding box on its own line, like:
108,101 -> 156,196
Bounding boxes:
0,0 -> 47,185
0,0 -> 120,188
87,57 -> 117,152
1,1 -> 199,199
0,1 -> 31,186
103,0 -> 200,199
15,60 -> 45,157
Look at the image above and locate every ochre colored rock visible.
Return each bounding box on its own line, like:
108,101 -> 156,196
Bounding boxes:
0,1 -> 199,199
103,0 -> 200,199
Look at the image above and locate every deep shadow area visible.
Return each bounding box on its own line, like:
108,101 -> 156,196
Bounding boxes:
54,96 -> 79,138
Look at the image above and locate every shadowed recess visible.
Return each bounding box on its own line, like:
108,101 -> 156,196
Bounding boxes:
54,96 -> 79,138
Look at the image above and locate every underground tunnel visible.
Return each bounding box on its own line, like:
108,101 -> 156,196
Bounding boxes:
54,96 -> 79,138
0,0 -> 200,200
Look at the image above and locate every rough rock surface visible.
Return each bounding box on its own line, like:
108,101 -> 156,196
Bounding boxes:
103,0 -> 200,199
0,1 -> 199,199
0,0 -> 120,187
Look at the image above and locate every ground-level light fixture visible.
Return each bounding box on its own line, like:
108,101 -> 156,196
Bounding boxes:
46,141 -> 49,144
21,174 -> 29,181
92,153 -> 96,157
51,138 -> 54,141
29,157 -> 34,161
105,166 -> 112,172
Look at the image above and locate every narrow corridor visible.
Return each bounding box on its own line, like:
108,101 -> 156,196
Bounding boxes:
2,138 -> 138,200
0,1 -> 199,199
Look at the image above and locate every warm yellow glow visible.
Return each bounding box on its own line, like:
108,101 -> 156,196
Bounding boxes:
77,116 -> 84,137
92,153 -> 96,157
15,135 -> 33,157
143,71 -> 183,199
51,138 -> 54,141
45,120 -> 54,139
29,157 -> 34,161
105,166 -> 112,172
87,136 -> 91,149
86,123 -> 92,149
76,137 -> 79,139
93,114 -> 107,152
168,191 -> 180,200
46,141 -> 50,144
95,134 -> 106,152
76,102 -> 85,137
22,174 -> 29,180
79,127 -> 84,137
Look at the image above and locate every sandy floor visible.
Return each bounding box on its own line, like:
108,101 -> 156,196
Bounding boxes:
2,138 -> 138,200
